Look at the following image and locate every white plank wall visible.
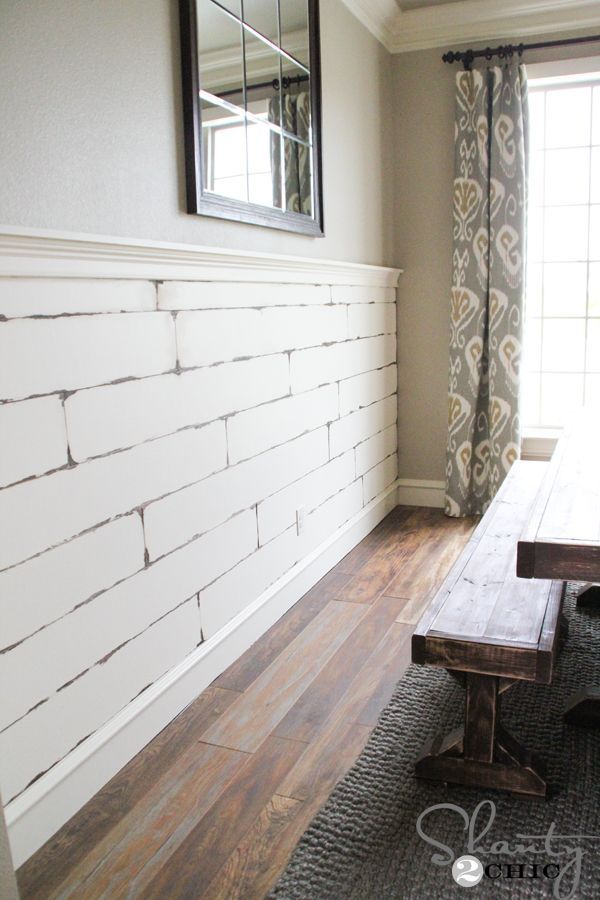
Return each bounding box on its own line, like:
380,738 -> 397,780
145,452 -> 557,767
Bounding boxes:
0,273 -> 399,831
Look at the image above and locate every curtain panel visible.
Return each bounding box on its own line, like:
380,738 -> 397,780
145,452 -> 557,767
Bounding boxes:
445,65 -> 528,517
269,93 -> 312,215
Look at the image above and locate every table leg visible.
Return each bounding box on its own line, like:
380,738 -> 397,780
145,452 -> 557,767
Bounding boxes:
575,583 -> 600,608
565,687 -> 600,727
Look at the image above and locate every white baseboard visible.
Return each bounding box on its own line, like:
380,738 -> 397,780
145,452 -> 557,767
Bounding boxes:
6,481 -> 399,867
397,478 -> 445,509
521,433 -> 558,463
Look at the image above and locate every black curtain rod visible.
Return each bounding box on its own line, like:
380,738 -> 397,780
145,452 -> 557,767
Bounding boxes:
443,33 -> 600,70
218,74 -> 309,99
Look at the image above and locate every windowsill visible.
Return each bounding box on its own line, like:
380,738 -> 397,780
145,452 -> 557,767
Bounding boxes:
521,426 -> 563,462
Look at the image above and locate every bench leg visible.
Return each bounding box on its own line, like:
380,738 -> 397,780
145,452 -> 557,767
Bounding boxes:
464,672 -> 497,762
415,672 -> 548,798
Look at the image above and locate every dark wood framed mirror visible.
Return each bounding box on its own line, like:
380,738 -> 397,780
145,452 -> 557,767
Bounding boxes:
179,0 -> 324,235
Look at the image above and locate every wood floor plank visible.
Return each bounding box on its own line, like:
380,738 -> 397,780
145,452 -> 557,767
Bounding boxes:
387,516 -> 477,611
53,742 -> 249,900
17,686 -> 240,900
200,795 -> 303,900
278,624 -> 412,803
245,788 -> 352,899
201,600 -> 367,753
141,736 -> 306,899
213,570 -> 352,693
279,718 -> 373,803
208,720 -> 373,900
394,593 -> 432,625
274,594 -> 407,743
337,508 -> 439,605
353,622 -> 414,727
330,506 -> 414,575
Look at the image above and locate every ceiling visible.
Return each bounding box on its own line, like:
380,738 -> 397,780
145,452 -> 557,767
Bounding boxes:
340,0 -> 600,54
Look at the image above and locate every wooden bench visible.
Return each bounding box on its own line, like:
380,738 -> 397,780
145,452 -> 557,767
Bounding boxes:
412,461 -> 563,797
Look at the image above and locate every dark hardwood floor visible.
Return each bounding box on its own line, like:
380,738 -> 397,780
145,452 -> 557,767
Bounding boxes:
16,506 -> 476,900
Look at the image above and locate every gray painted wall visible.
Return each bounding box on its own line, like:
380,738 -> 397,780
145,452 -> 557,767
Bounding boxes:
0,0 -> 395,266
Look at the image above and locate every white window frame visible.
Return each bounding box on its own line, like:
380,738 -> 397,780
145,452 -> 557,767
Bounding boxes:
521,56 -> 600,462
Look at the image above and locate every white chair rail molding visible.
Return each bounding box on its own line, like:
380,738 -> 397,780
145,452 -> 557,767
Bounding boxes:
0,226 -> 402,865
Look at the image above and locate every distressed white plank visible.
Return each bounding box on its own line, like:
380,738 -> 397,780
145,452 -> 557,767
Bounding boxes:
0,396 -> 68,487
0,422 -> 226,571
0,314 -> 176,402
65,355 -> 289,461
144,429 -> 328,561
0,515 -> 145,651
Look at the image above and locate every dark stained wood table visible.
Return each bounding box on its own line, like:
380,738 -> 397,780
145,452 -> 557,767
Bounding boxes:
517,413 -> 600,724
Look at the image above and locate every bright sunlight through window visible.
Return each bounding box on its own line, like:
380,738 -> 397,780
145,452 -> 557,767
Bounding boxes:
523,71 -> 600,429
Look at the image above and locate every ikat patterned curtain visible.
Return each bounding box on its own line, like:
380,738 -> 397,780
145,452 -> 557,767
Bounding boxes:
269,93 -> 312,215
445,65 -> 528,517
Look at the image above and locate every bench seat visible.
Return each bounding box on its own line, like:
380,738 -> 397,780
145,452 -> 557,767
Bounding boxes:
411,461 -> 564,797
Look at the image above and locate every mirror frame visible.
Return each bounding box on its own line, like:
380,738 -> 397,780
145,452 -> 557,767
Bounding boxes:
179,0 -> 324,236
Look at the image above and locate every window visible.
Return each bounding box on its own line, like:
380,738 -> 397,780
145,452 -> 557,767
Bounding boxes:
523,62 -> 600,431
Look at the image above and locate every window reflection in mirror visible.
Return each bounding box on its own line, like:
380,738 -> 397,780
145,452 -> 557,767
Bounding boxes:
180,0 -> 323,234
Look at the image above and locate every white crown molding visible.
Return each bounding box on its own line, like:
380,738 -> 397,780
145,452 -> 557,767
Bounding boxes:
0,226 -> 402,287
341,0 -> 600,54
339,0 -> 400,50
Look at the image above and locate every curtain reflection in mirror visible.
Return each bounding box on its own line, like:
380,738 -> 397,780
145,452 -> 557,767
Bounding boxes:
269,93 -> 312,214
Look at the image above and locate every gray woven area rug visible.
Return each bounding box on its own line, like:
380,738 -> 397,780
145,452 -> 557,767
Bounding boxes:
270,585 -> 600,899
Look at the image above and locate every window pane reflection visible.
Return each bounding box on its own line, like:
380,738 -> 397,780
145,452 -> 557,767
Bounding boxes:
248,123 -> 282,209
202,102 -> 248,202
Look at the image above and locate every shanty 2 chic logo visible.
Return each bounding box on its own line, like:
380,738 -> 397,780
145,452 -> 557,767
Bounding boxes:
416,799 -> 600,898
452,855 -> 484,887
